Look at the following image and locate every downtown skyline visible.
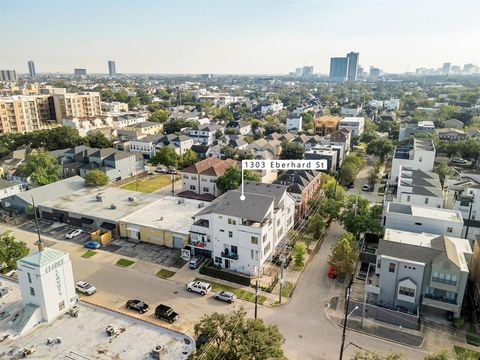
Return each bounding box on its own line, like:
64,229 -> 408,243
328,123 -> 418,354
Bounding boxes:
1,0 -> 479,75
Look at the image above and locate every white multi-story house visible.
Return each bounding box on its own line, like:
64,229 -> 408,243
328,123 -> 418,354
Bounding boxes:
286,115 -> 302,132
259,100 -> 284,115
394,166 -> 444,208
339,117 -> 365,137
189,125 -> 224,145
62,116 -> 114,137
390,138 -> 436,184
226,121 -> 251,136
384,99 -> 400,111
155,134 -> 194,155
101,101 -> 129,113
340,104 -> 362,116
188,182 -> 295,275
180,158 -> 237,199
129,134 -> 164,158
365,228 -> 471,318
383,202 -> 464,238
111,113 -> 148,129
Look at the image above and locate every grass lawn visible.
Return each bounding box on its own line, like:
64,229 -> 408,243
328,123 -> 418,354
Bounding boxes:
467,326 -> 480,346
82,250 -> 97,258
156,269 -> 176,279
281,281 -> 294,298
116,258 -> 135,267
454,345 -> 480,359
195,278 -> 267,305
120,175 -> 178,193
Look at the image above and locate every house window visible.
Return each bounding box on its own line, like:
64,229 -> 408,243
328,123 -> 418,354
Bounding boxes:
27,273 -> 32,283
389,263 -> 396,273
263,234 -> 267,242
231,245 -> 238,254
277,227 -> 283,238
30,287 -> 35,296
406,195 -> 411,202
183,175 -> 188,179
203,187 -> 209,192
215,257 -> 222,264
424,198 -> 429,204
228,218 -> 236,225
263,241 -> 271,255
228,231 -> 233,238
58,300 -> 65,311
447,227 -> 453,233
190,185 -> 196,190
251,236 -> 258,245
399,287 -> 415,297
414,222 -> 422,226
251,249 -> 254,260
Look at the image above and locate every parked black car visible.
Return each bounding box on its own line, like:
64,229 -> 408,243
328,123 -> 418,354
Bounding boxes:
126,299 -> 150,314
155,304 -> 179,323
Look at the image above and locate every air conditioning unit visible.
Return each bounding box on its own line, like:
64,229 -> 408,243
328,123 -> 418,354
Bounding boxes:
198,202 -> 204,208
96,195 -> 103,202
128,197 -> 135,202
110,204 -> 117,210
151,346 -> 162,360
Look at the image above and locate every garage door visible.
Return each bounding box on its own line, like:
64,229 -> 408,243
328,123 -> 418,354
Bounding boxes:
172,236 -> 184,249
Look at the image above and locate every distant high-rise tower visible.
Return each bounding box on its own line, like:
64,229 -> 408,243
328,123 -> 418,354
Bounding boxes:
346,52 -> 359,81
108,61 -> 116,77
329,57 -> 349,82
28,60 -> 36,78
74,68 -> 87,77
0,70 -> 17,81
442,63 -> 451,75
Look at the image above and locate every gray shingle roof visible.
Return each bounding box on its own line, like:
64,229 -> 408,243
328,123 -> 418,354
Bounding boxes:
194,190 -> 273,222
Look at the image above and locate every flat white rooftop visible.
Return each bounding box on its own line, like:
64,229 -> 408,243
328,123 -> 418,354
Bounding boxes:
39,187 -> 161,222
120,196 -> 205,235
0,278 -> 193,359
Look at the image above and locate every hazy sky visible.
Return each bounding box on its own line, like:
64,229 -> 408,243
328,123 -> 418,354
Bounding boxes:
1,0 -> 479,74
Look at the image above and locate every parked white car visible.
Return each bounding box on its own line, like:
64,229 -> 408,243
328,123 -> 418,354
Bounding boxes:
186,281 -> 211,295
66,229 -> 84,239
76,281 -> 96,295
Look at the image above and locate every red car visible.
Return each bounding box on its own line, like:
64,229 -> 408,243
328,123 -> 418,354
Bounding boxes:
328,265 -> 337,278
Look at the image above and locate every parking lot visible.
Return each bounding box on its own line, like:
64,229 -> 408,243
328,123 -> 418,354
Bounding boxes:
0,278 -> 194,359
17,220 -> 186,268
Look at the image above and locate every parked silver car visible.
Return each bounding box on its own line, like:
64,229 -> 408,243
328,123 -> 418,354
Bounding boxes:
214,291 -> 236,303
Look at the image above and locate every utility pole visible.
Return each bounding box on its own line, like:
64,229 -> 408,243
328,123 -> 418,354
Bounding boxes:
254,266 -> 259,319
339,280 -> 352,360
465,196 -> 474,239
279,254 -> 285,303
361,263 -> 371,328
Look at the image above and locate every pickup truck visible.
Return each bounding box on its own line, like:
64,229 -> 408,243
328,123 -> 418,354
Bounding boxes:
155,304 -> 179,324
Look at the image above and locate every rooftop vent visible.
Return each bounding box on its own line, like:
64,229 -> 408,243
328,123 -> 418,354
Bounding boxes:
198,202 -> 205,208
178,199 -> 185,204
110,204 -> 117,210
96,195 -> 103,202
128,196 -> 135,202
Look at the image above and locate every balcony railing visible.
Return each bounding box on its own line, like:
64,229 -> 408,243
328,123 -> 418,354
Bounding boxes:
189,240 -> 208,248
221,251 -> 239,260
424,293 -> 458,305
431,277 -> 457,286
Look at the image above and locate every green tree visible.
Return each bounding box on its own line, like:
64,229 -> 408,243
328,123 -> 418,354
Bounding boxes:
216,166 -> 260,193
127,96 -> 140,108
309,214 -> 326,239
435,163 -> 453,187
180,149 -> 198,167
0,231 -> 29,272
280,141 -> 305,160
328,232 -> 358,277
149,109 -> 170,123
341,196 -> 384,239
360,131 -> 378,143
193,307 -> 285,360
366,138 -> 394,162
222,146 -> 238,160
151,147 -> 181,168
84,169 -> 109,186
20,150 -> 62,186
83,132 -> 112,148
164,119 -> 199,134
214,107 -> 234,121
293,241 -> 307,268
214,129 -> 223,139
338,163 -> 357,186
114,89 -> 129,103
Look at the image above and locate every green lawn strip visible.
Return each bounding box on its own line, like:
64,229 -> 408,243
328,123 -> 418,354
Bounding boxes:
281,281 -> 294,298
82,250 -> 97,258
120,175 -> 177,193
157,269 -> 176,279
466,326 -> 480,346
454,345 -> 480,358
195,278 -> 266,305
116,258 -> 135,267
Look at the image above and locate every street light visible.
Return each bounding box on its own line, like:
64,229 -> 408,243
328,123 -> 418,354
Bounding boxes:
348,306 -> 359,319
